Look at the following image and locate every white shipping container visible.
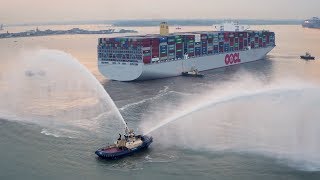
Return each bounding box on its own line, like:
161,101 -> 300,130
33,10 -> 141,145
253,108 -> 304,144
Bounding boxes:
152,57 -> 160,62
142,47 -> 151,51
195,34 -> 201,42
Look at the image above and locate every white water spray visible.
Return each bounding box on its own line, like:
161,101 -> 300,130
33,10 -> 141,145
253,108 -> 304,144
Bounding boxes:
143,83 -> 311,135
141,76 -> 320,171
0,49 -> 127,134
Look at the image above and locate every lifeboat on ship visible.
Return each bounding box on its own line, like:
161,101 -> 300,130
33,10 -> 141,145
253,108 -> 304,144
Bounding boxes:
181,68 -> 204,78
95,128 -> 153,160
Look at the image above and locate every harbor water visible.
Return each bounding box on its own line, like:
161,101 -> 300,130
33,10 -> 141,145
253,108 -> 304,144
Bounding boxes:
0,25 -> 320,179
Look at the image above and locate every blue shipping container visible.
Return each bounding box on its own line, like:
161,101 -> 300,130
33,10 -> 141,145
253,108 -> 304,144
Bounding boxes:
160,37 -> 168,43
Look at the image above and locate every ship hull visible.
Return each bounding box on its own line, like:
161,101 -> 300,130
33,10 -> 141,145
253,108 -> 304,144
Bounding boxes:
98,46 -> 274,81
302,24 -> 320,29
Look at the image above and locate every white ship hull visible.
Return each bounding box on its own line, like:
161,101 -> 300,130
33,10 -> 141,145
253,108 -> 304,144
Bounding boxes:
98,46 -> 274,81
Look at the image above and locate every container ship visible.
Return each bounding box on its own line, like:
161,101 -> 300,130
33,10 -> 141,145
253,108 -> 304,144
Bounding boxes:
98,22 -> 275,81
302,17 -> 320,29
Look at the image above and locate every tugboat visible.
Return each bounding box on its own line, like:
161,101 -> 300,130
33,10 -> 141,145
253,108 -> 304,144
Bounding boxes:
95,127 -> 153,160
300,52 -> 315,60
182,69 -> 204,78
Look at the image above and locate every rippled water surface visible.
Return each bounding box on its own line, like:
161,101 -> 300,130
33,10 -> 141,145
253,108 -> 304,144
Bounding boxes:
1,25 -> 320,179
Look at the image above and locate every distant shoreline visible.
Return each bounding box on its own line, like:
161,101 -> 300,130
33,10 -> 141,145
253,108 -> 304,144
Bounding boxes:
0,28 -> 137,39
4,19 -> 303,27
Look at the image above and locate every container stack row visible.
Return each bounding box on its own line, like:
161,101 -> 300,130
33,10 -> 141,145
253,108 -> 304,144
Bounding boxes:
98,31 -> 275,64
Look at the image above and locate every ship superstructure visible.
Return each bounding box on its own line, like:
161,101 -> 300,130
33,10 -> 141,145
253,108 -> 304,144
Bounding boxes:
98,22 -> 275,81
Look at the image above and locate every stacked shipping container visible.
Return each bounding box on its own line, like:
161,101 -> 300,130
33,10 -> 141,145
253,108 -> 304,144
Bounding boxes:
98,31 -> 275,64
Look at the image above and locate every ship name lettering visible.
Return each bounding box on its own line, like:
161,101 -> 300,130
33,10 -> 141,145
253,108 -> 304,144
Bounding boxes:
225,53 -> 241,65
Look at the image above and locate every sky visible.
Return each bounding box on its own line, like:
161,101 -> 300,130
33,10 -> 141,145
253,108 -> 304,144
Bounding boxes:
0,0 -> 318,24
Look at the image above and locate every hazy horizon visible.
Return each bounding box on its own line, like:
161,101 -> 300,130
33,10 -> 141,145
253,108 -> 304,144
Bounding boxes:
0,0 -> 318,24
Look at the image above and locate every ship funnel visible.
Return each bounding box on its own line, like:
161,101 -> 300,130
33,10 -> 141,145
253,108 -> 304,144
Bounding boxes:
160,22 -> 169,35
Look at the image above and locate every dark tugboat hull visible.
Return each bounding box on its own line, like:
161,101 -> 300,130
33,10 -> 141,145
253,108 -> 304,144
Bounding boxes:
300,56 -> 315,60
95,136 -> 153,160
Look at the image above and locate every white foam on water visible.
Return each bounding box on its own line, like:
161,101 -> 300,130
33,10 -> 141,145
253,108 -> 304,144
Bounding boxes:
119,86 -> 191,112
40,128 -> 75,139
41,128 -> 61,138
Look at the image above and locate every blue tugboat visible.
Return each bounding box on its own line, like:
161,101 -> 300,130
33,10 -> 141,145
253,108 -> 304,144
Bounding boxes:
95,128 -> 153,160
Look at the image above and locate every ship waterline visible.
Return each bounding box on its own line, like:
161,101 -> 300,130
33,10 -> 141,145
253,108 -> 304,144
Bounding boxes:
98,46 -> 274,81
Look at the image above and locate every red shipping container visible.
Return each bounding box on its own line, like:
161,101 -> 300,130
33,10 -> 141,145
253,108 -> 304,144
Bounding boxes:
244,40 -> 248,47
151,51 -> 159,55
187,35 -> 195,40
255,37 -> 259,43
176,44 -> 183,49
160,53 -> 167,57
143,56 -> 151,64
266,36 -> 270,44
152,43 -> 159,48
239,42 -> 244,50
152,38 -> 160,44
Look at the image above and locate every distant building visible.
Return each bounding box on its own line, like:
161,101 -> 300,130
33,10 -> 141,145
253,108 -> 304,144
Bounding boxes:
0,24 -> 3,30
